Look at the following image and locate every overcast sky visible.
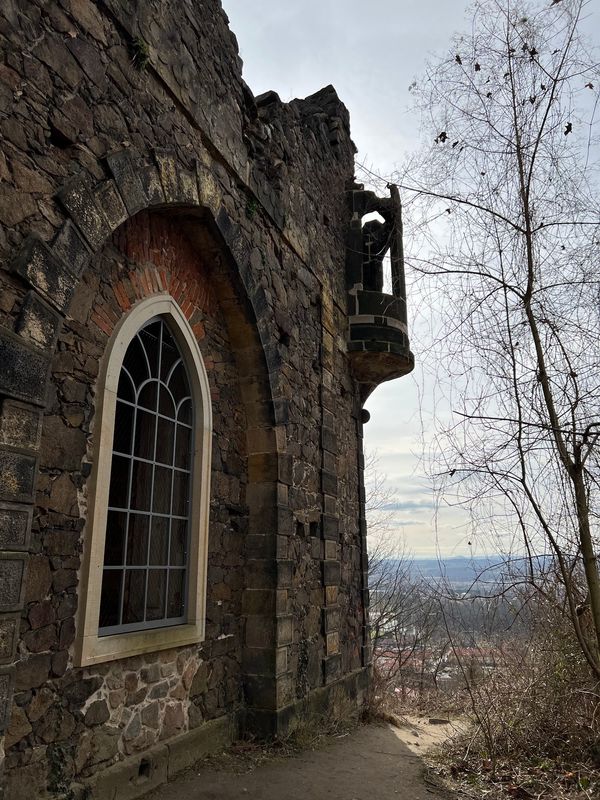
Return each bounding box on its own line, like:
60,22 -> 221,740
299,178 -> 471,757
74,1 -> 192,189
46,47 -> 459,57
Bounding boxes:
222,0 -> 483,558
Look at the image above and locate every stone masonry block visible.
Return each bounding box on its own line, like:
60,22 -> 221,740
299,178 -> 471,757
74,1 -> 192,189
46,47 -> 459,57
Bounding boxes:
276,535 -> 289,560
323,494 -> 337,516
311,536 -> 322,560
11,236 -> 76,312
244,674 -> 277,711
276,671 -> 294,708
94,179 -> 128,231
139,164 -> 166,206
321,426 -> 337,454
326,632 -> 340,656
0,613 -> 19,663
321,514 -> 339,541
263,343 -> 282,375
245,616 -> 276,649
276,646 -> 288,676
276,560 -> 293,588
322,367 -> 334,391
323,450 -> 337,474
106,149 -> 149,215
0,667 -> 14,732
245,534 -> 276,560
0,447 -> 37,503
196,160 -> 222,217
356,289 -> 406,320
154,150 -> 183,203
0,502 -> 33,550
361,548 -> 369,572
15,297 -> 61,363
246,506 -> 277,536
215,206 -> 233,243
242,589 -> 276,616
242,647 -> 270,676
248,453 -> 292,486
52,219 -> 92,278
278,453 -> 294,486
245,481 -> 278,514
362,586 -> 370,609
276,589 -> 289,615
323,560 -> 341,586
246,426 -> 279,454
322,654 -> 342,685
346,340 -> 370,353
247,452 -> 277,483
277,505 -> 293,536
325,585 -> 338,606
324,540 -> 337,561
322,606 -> 340,633
0,327 -> 52,406
236,349 -> 269,384
244,559 -> 276,590
57,175 -> 113,250
321,470 -> 338,496
276,615 -> 293,646
179,170 -> 200,206
243,646 -> 285,677
229,227 -> 251,270
321,386 -> 336,413
323,409 -> 335,429
0,400 -> 43,450
0,555 -> 26,611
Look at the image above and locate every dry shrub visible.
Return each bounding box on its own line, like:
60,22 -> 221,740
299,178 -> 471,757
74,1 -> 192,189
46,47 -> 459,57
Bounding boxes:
444,612 -> 600,797
363,660 -> 462,729
204,693 -> 360,775
362,661 -> 394,722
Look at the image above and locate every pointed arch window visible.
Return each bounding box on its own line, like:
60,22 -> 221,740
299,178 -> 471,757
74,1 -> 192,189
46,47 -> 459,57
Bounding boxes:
76,297 -> 212,666
99,318 -> 194,633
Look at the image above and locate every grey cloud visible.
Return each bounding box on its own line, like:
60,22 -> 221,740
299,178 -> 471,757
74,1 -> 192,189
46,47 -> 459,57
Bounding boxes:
382,500 -> 436,512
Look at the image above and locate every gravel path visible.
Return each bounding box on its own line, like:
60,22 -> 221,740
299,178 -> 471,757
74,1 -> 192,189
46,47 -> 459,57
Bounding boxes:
148,719 -> 458,800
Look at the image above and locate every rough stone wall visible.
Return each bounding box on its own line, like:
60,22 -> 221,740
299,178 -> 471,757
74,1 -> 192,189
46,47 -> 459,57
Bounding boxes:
0,1 -> 372,798
6,212 -> 249,794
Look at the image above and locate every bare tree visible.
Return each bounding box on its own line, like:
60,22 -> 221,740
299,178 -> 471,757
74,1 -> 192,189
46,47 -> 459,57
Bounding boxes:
364,452 -> 452,703
378,0 -> 600,676
364,449 -> 416,650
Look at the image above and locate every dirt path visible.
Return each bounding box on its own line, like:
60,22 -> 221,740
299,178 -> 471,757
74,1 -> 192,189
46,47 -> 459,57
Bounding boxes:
148,718 -> 459,800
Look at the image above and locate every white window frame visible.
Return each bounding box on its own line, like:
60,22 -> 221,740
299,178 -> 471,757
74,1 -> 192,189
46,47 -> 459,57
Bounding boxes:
75,295 -> 212,666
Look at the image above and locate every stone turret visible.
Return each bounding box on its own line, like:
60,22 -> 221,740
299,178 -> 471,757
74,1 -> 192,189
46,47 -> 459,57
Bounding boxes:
346,183 -> 414,401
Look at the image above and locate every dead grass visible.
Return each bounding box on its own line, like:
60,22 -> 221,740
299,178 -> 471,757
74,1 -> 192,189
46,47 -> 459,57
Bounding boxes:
428,651 -> 600,800
199,699 -> 361,775
369,632 -> 600,800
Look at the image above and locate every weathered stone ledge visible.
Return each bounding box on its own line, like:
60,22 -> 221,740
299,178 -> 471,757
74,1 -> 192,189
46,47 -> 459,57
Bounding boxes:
80,714 -> 237,800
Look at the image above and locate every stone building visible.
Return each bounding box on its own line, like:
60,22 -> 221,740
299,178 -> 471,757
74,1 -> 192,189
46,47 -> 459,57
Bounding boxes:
0,1 -> 413,797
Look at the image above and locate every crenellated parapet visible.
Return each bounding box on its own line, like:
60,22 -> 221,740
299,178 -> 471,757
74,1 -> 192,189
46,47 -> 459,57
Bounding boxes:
346,182 -> 415,400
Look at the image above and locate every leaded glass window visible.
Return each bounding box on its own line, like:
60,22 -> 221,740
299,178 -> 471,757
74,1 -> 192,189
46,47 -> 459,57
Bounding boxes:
99,318 -> 193,634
